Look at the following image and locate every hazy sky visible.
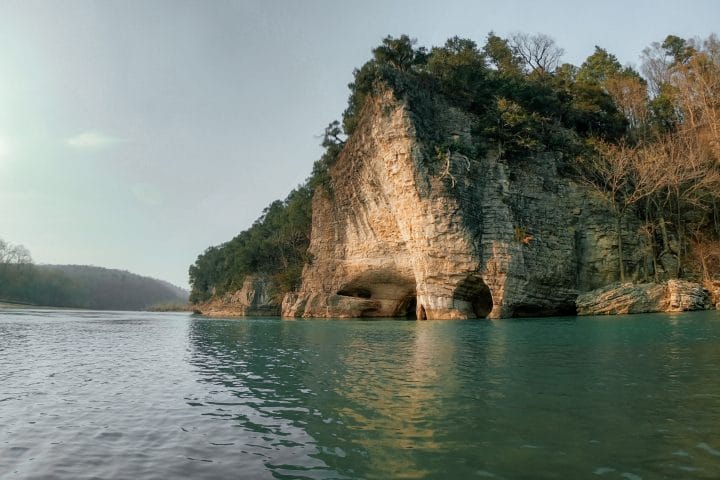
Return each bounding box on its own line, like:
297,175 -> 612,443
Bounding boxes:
1,0 -> 718,288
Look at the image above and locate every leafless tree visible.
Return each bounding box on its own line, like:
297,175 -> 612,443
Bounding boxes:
582,141 -> 658,281
640,42 -> 674,97
0,239 -> 32,265
604,74 -> 650,133
509,33 -> 564,74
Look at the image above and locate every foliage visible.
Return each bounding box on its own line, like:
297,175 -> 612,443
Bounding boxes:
189,184 -> 313,303
0,239 -> 188,309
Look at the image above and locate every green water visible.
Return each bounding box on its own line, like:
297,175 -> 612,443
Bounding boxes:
1,309 -> 720,479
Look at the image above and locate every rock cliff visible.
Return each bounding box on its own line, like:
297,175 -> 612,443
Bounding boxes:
282,89 -> 647,319
196,275 -> 279,317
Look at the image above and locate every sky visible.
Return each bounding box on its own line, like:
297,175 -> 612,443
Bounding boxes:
1,0 -> 718,289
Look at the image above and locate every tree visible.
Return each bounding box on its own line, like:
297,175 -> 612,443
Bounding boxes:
604,74 -> 649,133
641,39 -> 675,97
426,37 -> 489,109
509,32 -> 564,75
371,34 -> 425,72
483,32 -> 522,75
343,35 -> 427,135
0,238 -> 32,265
690,232 -> 720,281
577,46 -> 623,85
581,141 -> 659,281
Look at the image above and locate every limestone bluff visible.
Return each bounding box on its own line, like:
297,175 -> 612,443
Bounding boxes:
190,33 -> 720,319
281,88 -> 642,319
197,86 -> 679,319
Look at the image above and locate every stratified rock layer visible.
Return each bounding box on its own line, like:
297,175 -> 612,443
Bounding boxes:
283,90 -> 645,319
576,280 -> 712,315
197,275 -> 279,317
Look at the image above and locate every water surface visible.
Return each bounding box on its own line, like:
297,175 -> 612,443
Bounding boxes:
1,309 -> 719,479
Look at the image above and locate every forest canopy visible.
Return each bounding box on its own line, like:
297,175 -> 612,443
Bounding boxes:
189,32 -> 720,303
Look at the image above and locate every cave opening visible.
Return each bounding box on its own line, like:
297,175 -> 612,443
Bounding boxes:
418,304 -> 427,320
392,293 -> 418,320
405,296 -> 417,319
453,275 -> 493,318
336,270 -> 418,318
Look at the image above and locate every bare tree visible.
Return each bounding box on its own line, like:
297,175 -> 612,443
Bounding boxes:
642,129 -> 720,277
0,239 -> 32,265
509,32 -> 564,74
604,74 -> 650,133
690,231 -> 720,281
672,49 -> 720,159
582,141 -> 658,281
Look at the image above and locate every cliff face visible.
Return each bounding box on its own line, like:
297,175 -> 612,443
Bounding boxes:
283,90 -> 645,319
197,275 -> 279,317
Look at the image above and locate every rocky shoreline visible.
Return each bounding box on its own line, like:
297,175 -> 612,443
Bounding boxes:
576,280 -> 719,316
193,275 -> 719,319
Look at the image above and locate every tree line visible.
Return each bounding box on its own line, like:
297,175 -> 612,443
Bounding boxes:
189,31 -> 720,303
0,238 -> 188,310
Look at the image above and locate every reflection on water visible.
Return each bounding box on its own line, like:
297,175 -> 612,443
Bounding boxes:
186,313 -> 720,479
1,309 -> 720,479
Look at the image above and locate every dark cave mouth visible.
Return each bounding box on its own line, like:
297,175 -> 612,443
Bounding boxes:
453,275 -> 493,319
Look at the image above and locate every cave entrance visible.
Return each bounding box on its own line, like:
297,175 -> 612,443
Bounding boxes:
336,270 -> 417,318
393,294 -> 418,320
418,304 -> 427,320
453,275 -> 493,318
405,296 -> 417,319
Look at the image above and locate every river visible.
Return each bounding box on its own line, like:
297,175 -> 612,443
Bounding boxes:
1,308 -> 719,479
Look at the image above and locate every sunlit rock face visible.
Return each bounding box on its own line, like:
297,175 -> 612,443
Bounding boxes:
283,89 -> 642,319
576,280 -> 712,315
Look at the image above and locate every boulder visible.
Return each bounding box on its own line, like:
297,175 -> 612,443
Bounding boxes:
576,282 -> 666,315
577,280 -> 711,315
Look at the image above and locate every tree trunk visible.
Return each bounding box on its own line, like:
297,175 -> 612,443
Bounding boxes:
617,215 -> 626,283
676,195 -> 683,278
659,215 -> 670,256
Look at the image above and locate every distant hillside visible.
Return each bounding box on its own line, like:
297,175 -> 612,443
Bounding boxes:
0,254 -> 188,310
39,265 -> 189,310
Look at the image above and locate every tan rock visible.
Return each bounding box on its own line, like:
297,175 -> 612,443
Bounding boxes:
576,282 -> 667,315
283,89 -> 645,319
576,280 -> 711,315
197,275 -> 279,317
666,279 -> 712,312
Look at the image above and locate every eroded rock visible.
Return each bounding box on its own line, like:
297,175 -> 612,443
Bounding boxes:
283,89 -> 645,319
196,275 -> 279,317
666,280 -> 712,312
577,280 -> 711,315
576,282 -> 666,315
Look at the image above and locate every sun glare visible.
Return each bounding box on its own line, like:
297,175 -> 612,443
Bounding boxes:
0,137 -> 10,159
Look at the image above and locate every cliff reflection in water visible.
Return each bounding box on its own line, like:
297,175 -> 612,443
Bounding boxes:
187,314 -> 720,479
186,317 -> 493,478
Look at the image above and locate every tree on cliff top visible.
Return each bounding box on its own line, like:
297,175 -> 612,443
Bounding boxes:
343,35 -> 427,135
509,32 -> 564,75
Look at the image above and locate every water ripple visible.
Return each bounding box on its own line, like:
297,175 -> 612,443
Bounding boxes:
1,310 -> 720,478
